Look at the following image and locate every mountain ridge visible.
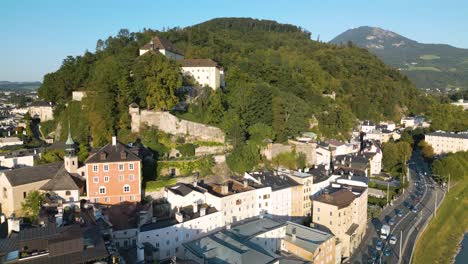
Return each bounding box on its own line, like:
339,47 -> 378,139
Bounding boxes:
330,26 -> 468,91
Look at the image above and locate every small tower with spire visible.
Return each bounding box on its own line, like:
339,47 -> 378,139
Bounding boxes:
64,121 -> 78,173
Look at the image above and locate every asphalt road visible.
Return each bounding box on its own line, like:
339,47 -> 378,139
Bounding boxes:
349,149 -> 445,264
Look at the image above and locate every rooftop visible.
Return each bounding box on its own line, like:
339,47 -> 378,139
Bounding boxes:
166,182 -> 206,196
283,222 -> 333,254
426,131 -> 468,139
245,171 -> 300,191
314,188 -> 356,209
140,203 -> 218,232
180,58 -> 221,68
200,179 -> 255,197
40,166 -> 81,191
141,34 -> 183,55
85,139 -> 141,164
2,162 -> 62,187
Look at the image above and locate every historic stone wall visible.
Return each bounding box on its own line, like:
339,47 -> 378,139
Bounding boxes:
129,104 -> 225,143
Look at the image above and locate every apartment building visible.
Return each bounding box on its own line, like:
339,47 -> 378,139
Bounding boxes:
243,171 -> 301,220
85,136 -> 142,205
284,169 -> 314,217
312,185 -> 368,260
183,217 -> 336,264
27,101 -> 54,121
425,131 -> 468,154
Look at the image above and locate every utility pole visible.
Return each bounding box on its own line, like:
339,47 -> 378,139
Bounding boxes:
448,173 -> 451,192
399,230 -> 403,264
387,182 -> 390,205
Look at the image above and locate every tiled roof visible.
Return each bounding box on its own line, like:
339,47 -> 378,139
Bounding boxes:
29,101 -> 52,107
427,131 -> 468,139
141,34 -> 183,55
2,162 -> 62,187
85,141 -> 141,164
40,166 -> 80,191
180,58 -> 220,68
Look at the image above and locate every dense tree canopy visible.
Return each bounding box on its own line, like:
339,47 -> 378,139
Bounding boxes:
37,18 -> 465,148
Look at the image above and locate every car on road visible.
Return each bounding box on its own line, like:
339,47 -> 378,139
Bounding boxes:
415,197 -> 420,203
389,235 -> 397,245
405,201 -> 412,209
388,218 -> 395,226
384,246 -> 392,256
412,206 -> 418,213
396,209 -> 404,217
376,240 -> 383,251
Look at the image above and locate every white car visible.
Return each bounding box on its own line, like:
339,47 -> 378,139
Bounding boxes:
389,235 -> 397,245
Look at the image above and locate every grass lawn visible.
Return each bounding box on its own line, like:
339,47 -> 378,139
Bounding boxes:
145,177 -> 177,192
419,54 -> 440,60
412,180 -> 468,264
408,65 -> 441,72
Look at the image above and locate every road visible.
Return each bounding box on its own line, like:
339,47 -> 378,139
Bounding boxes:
349,149 -> 445,264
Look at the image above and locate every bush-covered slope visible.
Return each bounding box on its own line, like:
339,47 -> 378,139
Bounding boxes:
38,18 -> 448,147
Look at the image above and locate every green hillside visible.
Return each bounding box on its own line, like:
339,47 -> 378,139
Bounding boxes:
331,26 -> 468,91
37,18 -> 466,148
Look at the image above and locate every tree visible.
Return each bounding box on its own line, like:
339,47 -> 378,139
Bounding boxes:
418,140 -> 434,161
396,141 -> 412,163
176,143 -> 196,157
272,151 -> 298,170
247,123 -> 275,146
134,53 -> 182,111
226,143 -> 260,174
21,191 -> 45,222
383,143 -> 400,171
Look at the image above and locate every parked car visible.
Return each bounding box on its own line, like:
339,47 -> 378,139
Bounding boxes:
389,235 -> 397,245
396,209 -> 404,217
388,218 -> 395,226
376,240 -> 383,251
384,246 -> 392,256
412,206 -> 418,213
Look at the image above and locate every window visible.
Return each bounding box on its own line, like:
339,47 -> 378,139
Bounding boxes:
131,196 -> 135,201
103,164 -> 109,172
105,197 -> 110,202
99,186 -> 106,194
93,165 -> 98,172
119,163 -> 124,171
94,198 -> 99,203
65,191 -> 71,196
23,192 -> 27,199
123,185 -> 130,193
129,163 -> 134,170
119,175 -> 124,181
3,187 -> 7,198
317,207 -> 320,212
330,212 -> 332,216
104,176 -> 109,182
120,196 -> 124,202
129,174 -> 134,181
93,177 -> 99,183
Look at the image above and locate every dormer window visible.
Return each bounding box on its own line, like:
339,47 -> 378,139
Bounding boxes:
100,152 -> 107,160
120,151 -> 127,160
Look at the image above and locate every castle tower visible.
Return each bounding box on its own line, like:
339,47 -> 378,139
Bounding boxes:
64,122 -> 78,173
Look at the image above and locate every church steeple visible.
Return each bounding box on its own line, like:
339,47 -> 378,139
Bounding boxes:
65,121 -> 76,157
64,121 -> 78,174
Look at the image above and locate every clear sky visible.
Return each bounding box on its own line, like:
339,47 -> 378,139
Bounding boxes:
2,0 -> 467,82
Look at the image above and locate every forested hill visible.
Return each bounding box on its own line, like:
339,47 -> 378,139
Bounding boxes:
39,18 -> 465,147
331,26 -> 468,91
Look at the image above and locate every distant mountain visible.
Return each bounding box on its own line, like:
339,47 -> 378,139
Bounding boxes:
0,81 -> 41,91
330,26 -> 468,91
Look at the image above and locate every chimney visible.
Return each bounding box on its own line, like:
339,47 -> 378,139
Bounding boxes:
292,227 -> 297,241
175,211 -> 183,223
193,202 -> 198,214
243,179 -> 248,188
112,136 -> 117,146
221,184 -> 228,195
200,207 -> 206,217
193,181 -> 198,187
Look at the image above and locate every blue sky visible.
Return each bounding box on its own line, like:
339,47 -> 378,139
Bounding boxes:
1,0 -> 467,81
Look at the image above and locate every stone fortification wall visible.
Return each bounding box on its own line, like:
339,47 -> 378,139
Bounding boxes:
130,105 -> 225,143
